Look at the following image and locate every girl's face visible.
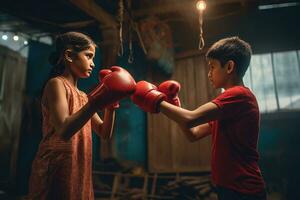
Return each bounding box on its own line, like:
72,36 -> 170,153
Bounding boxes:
70,45 -> 96,78
207,58 -> 227,89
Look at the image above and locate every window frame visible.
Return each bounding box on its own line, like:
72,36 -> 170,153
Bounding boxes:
245,50 -> 300,114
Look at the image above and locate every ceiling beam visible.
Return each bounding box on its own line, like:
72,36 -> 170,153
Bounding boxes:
132,0 -> 251,17
69,0 -> 117,28
61,20 -> 96,29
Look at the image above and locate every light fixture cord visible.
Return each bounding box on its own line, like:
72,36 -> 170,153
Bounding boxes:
198,10 -> 205,50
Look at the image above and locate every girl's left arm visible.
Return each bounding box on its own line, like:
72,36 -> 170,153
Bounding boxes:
91,108 -> 116,139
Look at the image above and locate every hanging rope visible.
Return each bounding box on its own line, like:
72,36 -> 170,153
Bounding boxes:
198,10 -> 205,50
128,23 -> 134,63
118,0 -> 124,56
131,21 -> 147,55
126,1 -> 147,55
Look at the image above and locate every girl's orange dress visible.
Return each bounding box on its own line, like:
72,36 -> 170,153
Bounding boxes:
27,76 -> 94,200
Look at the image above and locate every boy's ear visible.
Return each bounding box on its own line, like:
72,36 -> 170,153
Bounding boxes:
226,60 -> 235,74
64,49 -> 73,63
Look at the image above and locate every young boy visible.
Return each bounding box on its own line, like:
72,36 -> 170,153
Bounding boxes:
131,37 -> 266,200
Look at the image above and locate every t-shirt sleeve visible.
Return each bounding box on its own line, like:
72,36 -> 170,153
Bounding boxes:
212,88 -> 249,120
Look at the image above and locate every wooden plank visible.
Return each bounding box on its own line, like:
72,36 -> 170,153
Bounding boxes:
142,174 -> 148,199
150,173 -> 158,196
110,174 -> 121,199
148,67 -> 174,172
148,53 -> 215,172
69,0 -> 117,28
0,46 -> 27,184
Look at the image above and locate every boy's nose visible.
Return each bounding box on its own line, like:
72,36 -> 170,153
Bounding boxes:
208,71 -> 211,78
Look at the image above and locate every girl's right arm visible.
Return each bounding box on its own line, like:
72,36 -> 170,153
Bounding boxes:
45,78 -> 96,140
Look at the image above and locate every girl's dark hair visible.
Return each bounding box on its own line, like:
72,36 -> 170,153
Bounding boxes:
206,36 -> 252,78
48,31 -> 96,79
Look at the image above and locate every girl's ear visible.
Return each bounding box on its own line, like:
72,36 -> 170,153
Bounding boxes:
64,49 -> 73,63
226,60 -> 235,74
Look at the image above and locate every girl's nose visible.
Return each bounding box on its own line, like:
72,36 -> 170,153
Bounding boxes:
91,61 -> 95,68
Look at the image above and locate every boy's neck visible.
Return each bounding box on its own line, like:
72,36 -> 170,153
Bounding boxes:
223,77 -> 244,90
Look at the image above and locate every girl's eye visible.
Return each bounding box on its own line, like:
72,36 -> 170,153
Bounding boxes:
86,54 -> 93,59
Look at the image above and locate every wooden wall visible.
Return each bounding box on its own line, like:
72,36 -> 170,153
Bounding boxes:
147,52 -> 219,172
0,45 -> 27,184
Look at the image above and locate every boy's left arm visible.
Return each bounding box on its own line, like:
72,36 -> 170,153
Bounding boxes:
179,122 -> 212,142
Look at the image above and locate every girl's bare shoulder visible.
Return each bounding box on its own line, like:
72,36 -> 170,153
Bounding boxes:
43,77 -> 66,100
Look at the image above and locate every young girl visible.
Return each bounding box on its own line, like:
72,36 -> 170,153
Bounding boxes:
26,32 -> 136,200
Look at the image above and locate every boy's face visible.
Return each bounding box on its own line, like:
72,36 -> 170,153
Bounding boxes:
207,58 -> 228,89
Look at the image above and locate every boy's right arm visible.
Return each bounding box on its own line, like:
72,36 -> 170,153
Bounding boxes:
131,80 -> 217,141
160,101 -> 213,141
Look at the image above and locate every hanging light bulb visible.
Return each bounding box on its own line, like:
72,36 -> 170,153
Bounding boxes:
13,34 -> 19,41
196,0 -> 207,11
196,0 -> 206,50
2,34 -> 8,40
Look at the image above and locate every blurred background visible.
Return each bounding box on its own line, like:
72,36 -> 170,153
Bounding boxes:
0,0 -> 300,199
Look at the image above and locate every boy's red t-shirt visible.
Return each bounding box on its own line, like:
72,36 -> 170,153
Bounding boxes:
210,86 -> 265,194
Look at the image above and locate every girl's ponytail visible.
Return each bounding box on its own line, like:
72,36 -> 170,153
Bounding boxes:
48,51 -> 65,79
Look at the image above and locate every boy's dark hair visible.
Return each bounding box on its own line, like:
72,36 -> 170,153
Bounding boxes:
48,31 -> 96,79
206,36 -> 252,78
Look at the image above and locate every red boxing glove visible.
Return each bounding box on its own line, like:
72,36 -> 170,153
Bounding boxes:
131,81 -> 166,113
99,68 -> 120,109
98,69 -> 112,80
88,66 -> 136,110
158,80 -> 181,107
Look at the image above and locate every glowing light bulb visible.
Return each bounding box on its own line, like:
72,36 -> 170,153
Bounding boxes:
196,0 -> 207,11
13,35 -> 19,41
2,34 -> 8,40
24,40 -> 28,45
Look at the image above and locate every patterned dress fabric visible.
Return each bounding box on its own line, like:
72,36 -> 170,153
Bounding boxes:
27,76 -> 94,200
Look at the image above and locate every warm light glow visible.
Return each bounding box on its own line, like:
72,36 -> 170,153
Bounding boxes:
196,0 -> 207,11
13,35 -> 19,41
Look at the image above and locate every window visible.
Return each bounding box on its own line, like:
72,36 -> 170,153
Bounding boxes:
244,50 -> 300,113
